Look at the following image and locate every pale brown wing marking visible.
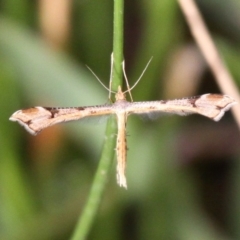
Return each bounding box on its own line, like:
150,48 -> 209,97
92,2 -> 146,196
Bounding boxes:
192,94 -> 237,121
10,107 -> 88,135
9,107 -> 53,135
9,105 -> 114,135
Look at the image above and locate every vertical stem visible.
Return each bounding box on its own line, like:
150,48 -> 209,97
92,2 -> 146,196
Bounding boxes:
112,0 -> 124,91
70,120 -> 117,240
70,0 -> 124,239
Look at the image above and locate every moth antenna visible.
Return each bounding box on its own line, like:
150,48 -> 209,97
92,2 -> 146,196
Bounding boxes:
86,65 -> 115,96
126,57 -> 153,93
122,60 -> 133,102
109,53 -> 114,99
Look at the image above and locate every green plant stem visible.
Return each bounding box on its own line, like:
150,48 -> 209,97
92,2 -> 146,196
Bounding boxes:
112,0 -> 124,90
70,119 -> 117,240
70,0 -> 124,239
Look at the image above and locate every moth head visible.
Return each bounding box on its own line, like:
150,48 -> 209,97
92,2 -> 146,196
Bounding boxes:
115,86 -> 126,101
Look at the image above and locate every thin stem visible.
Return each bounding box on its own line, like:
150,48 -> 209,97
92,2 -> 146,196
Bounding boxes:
178,0 -> 240,129
112,0 -> 124,91
70,0 -> 124,239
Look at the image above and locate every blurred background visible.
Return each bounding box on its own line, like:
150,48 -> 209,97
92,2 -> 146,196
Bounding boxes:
0,0 -> 240,239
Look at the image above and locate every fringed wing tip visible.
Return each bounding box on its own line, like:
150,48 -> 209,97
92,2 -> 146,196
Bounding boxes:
213,96 -> 237,121
9,114 -> 38,135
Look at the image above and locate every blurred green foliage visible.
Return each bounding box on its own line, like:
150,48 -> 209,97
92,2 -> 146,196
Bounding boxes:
0,0 -> 239,239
